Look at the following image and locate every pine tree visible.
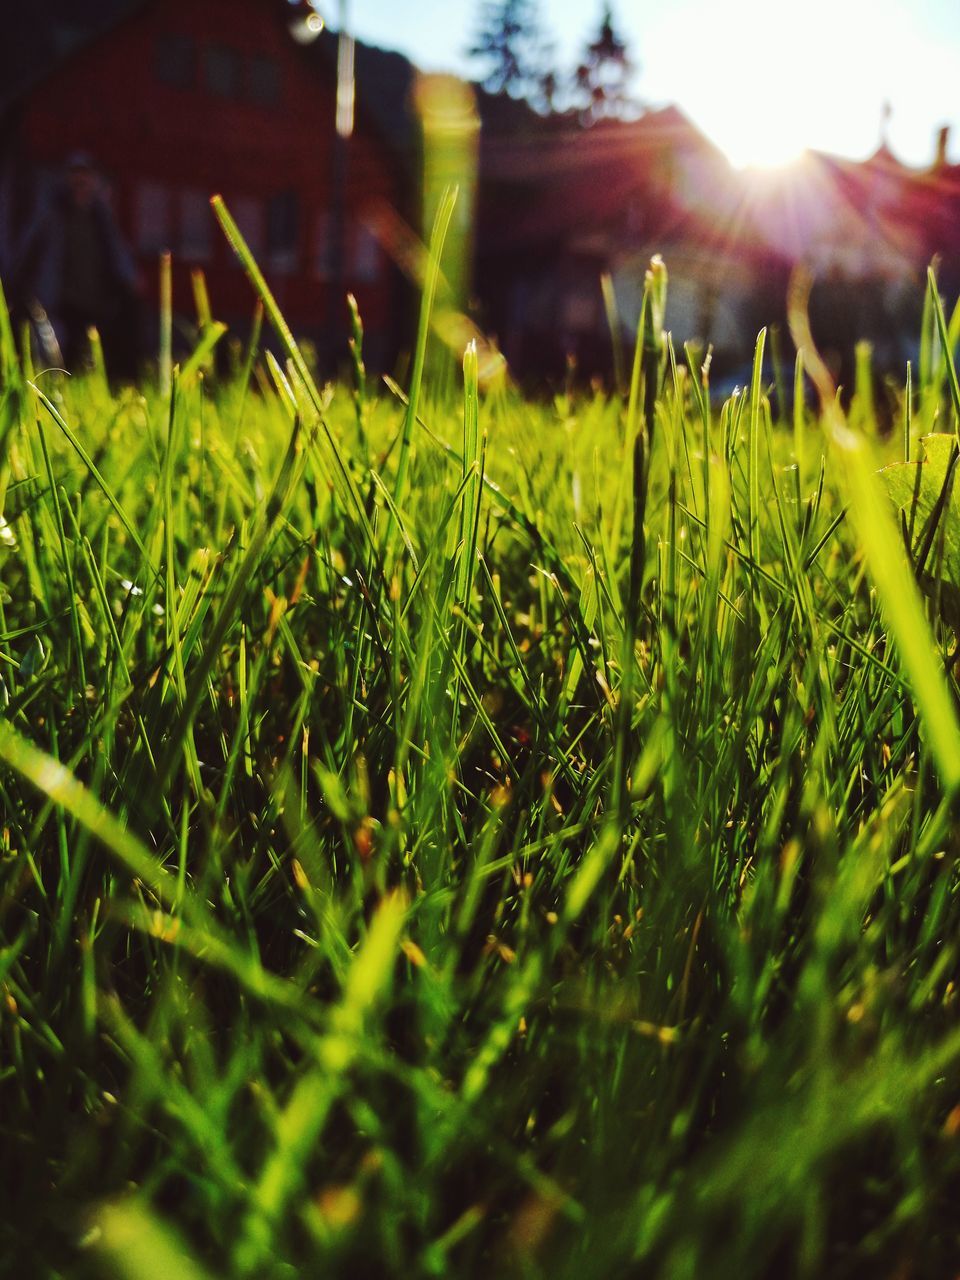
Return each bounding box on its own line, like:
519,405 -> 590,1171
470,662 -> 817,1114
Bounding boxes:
574,3 -> 636,122
467,0 -> 553,102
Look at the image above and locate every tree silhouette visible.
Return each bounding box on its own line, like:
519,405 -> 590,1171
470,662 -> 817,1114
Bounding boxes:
574,3 -> 636,122
467,0 -> 553,103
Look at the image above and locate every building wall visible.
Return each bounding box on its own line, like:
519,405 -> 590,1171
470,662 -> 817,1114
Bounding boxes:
14,0 -> 402,358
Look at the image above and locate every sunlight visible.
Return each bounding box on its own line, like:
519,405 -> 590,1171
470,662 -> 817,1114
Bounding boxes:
719,122 -> 807,171
669,0 -> 918,168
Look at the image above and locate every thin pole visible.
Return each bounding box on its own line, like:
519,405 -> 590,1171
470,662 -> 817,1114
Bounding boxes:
329,0 -> 354,357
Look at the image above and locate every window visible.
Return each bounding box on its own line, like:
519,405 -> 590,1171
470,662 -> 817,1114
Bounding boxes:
561,290 -> 597,333
314,210 -> 334,280
266,191 -> 299,272
231,196 -> 264,258
625,196 -> 645,237
248,55 -> 281,107
135,180 -> 172,253
204,45 -> 242,98
351,224 -> 381,283
155,34 -> 196,89
179,189 -> 211,261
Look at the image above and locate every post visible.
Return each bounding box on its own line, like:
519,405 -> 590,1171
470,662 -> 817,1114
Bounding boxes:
329,0 -> 355,360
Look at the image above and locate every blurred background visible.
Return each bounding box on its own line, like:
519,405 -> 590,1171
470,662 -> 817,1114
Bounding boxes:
0,0 -> 958,392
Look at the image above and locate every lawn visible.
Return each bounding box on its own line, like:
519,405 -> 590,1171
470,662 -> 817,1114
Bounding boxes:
2,211 -> 960,1278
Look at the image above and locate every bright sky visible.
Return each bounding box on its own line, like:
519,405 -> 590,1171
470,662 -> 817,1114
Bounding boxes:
339,0 -> 960,168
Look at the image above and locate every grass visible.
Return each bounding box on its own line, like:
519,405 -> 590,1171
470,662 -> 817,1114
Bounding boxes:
2,222 -> 960,1279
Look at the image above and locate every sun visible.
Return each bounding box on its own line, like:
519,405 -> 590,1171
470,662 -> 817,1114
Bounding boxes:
717,117 -> 808,171
684,70 -> 825,171
669,0 -> 899,170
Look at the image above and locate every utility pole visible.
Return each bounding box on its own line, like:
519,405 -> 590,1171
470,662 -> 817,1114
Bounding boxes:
329,0 -> 354,359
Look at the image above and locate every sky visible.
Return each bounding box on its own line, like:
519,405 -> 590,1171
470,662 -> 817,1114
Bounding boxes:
335,0 -> 960,169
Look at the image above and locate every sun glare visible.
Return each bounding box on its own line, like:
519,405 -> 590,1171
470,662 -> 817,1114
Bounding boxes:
692,75 -> 832,171
719,124 -> 806,172
665,0 -> 931,169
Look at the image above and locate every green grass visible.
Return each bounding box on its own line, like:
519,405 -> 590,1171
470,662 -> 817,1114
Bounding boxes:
3,236 -> 960,1279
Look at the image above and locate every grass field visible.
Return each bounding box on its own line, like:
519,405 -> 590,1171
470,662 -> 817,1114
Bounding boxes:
3,208 -> 960,1278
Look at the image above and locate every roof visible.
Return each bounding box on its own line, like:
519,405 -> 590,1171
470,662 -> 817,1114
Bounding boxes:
740,146 -> 960,275
476,104 -> 742,255
479,101 -> 723,182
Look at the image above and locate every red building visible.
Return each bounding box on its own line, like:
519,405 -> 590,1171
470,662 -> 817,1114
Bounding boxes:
0,0 -> 415,368
475,101 -> 792,380
475,95 -> 960,383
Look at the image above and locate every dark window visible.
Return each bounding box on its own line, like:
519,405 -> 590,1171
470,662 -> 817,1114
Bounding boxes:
232,197 -> 264,258
352,224 -> 381,283
135,180 -> 171,254
248,55 -> 281,107
314,210 -> 333,280
204,45 -> 242,98
626,197 -> 645,236
155,34 -> 196,89
179,190 -> 211,261
267,191 -> 299,272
